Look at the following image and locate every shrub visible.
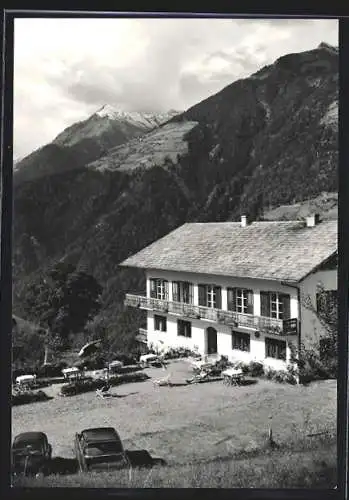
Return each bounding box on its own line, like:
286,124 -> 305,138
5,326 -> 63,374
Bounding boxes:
60,371 -> 150,396
263,366 -> 277,380
294,344 -> 337,384
60,378 -> 105,396
263,366 -> 297,385
248,361 -> 264,377
111,353 -> 138,366
112,372 -> 149,385
163,347 -> 198,360
116,365 -> 142,374
272,370 -> 289,384
233,361 -> 250,374
12,390 -> 51,406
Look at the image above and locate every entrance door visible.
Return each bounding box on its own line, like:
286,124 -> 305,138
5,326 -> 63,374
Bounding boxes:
206,327 -> 218,354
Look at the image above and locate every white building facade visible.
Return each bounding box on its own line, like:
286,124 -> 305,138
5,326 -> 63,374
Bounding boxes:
122,217 -> 337,370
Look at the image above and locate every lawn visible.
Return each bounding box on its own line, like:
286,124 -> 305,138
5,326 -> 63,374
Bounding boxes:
11,359 -> 337,488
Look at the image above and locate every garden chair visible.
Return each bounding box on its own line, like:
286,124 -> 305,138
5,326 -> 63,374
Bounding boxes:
96,384 -> 112,398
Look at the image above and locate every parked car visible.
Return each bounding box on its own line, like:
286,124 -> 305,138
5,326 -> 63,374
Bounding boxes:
12,432 -> 52,476
74,427 -> 130,472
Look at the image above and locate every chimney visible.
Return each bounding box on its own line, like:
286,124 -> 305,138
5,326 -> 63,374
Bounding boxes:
306,213 -> 320,228
241,215 -> 248,227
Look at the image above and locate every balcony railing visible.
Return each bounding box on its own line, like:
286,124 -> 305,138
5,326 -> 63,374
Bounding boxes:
125,293 -> 298,336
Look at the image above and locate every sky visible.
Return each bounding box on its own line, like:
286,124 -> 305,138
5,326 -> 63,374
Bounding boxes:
13,17 -> 338,160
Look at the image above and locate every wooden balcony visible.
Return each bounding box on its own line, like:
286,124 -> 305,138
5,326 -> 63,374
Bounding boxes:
124,294 -> 298,336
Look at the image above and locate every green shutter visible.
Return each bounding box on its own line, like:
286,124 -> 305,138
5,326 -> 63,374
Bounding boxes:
227,288 -> 237,311
281,294 -> 291,320
260,291 -> 271,317
215,286 -> 222,309
246,290 -> 254,314
198,285 -> 206,306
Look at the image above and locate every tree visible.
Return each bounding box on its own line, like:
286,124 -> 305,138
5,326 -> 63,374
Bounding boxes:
22,261 -> 103,351
292,283 -> 338,383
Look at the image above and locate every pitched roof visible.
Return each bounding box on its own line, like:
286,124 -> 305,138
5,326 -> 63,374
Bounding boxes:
119,220 -> 338,283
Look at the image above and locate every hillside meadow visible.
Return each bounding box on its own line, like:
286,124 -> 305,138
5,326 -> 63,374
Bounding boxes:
12,360 -> 337,488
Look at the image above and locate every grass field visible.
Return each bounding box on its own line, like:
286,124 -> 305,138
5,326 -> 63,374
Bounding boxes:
11,360 -> 337,488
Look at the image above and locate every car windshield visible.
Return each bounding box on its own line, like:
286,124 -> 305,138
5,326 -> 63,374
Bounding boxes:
84,441 -> 123,456
13,440 -> 43,453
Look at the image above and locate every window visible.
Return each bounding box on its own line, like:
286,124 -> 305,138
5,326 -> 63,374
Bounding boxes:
154,315 -> 167,332
265,337 -> 286,361
227,288 -> 253,314
316,290 -> 337,316
150,279 -> 168,300
260,292 -> 290,320
172,281 -> 193,303
232,331 -> 250,352
198,284 -> 222,309
177,319 -> 192,338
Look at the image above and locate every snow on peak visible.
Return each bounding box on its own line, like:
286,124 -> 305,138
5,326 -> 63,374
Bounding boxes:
95,105 -> 181,129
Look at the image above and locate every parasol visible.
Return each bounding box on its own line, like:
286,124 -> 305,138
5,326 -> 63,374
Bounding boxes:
78,339 -> 102,357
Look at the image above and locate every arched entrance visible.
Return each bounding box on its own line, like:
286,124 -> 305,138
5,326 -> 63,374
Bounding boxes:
206,327 -> 218,355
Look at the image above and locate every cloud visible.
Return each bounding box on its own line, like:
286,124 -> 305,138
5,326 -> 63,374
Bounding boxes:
13,17 -> 338,159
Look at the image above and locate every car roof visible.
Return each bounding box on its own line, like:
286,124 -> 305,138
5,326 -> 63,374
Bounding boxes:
13,432 -> 47,445
81,427 -> 120,443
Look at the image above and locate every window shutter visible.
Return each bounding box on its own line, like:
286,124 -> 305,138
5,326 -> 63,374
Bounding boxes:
183,282 -> 189,303
227,288 -> 237,311
246,290 -> 254,314
198,285 -> 206,306
172,281 -> 179,302
260,291 -> 271,317
215,286 -> 222,309
150,279 -> 156,298
189,283 -> 194,304
164,280 -> 169,299
281,294 -> 291,320
279,340 -> 286,361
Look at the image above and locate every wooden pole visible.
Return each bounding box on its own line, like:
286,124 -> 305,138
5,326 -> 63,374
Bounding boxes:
268,426 -> 273,444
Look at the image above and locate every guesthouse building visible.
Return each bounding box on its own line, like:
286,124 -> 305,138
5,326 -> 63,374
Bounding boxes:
120,216 -> 337,370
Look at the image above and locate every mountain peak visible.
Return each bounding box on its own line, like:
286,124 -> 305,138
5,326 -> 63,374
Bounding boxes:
317,42 -> 338,54
94,105 -> 182,128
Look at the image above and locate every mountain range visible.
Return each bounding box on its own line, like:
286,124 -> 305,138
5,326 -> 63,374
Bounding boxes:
12,42 -> 338,354
14,108 -> 181,184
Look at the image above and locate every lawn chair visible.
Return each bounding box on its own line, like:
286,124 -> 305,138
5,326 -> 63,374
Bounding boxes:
152,373 -> 171,387
96,384 -> 112,398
